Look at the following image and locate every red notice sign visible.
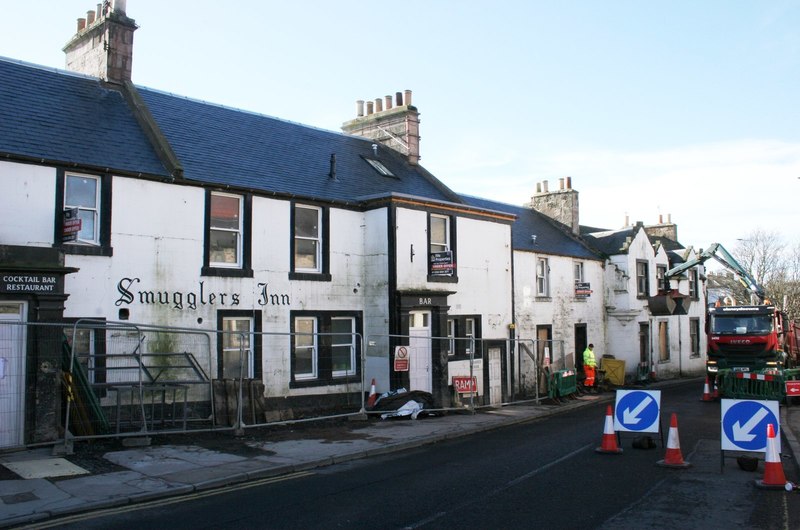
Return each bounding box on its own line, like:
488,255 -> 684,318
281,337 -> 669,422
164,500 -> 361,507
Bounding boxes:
394,346 -> 409,372
786,381 -> 800,397
453,376 -> 477,394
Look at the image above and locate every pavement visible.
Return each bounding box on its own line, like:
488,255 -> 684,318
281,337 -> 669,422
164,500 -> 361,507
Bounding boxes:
1,377 -> 799,528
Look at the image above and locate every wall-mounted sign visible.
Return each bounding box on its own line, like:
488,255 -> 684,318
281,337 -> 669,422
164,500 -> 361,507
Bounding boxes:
1,274 -> 61,294
430,251 -> 455,276
394,345 -> 409,371
575,282 -> 592,298
62,208 -> 82,243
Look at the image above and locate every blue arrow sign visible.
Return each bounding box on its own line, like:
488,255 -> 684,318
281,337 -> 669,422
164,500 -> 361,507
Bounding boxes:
721,399 -> 780,452
614,390 -> 661,433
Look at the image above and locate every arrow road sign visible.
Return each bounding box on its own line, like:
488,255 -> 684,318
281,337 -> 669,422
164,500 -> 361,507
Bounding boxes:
721,399 -> 780,452
614,390 -> 661,433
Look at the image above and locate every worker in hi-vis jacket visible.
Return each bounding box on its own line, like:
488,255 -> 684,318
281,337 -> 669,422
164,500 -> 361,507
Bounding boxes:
583,344 -> 597,391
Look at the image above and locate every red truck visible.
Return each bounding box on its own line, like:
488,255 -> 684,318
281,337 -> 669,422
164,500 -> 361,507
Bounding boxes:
650,243 -> 793,376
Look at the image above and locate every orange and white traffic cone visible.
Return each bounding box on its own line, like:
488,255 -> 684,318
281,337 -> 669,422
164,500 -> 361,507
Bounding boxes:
700,376 -> 713,402
656,413 -> 691,468
755,423 -> 787,490
595,405 -> 623,454
366,378 -> 378,409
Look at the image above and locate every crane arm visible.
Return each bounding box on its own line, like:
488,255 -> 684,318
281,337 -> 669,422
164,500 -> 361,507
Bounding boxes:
664,243 -> 765,302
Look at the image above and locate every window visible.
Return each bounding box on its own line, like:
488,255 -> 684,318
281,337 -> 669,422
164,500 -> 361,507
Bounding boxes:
57,170 -> 112,255
291,204 -> 330,280
331,317 -> 356,377
291,311 -> 362,386
446,315 -> 482,358
690,318 -> 700,357
209,193 -> 242,267
636,261 -> 649,297
536,258 -> 549,297
446,318 -> 456,356
428,213 -> 456,279
204,191 -> 252,277
658,321 -> 670,362
293,317 -> 318,380
65,173 -> 100,245
656,265 -> 667,292
364,158 -> 395,177
63,323 -> 106,386
574,262 -> 584,283
465,318 -> 475,355
689,269 -> 699,300
221,316 -> 254,379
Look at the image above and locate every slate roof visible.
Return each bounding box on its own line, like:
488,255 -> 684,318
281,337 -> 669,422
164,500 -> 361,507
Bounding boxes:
461,195 -> 600,259
137,88 -> 463,204
0,57 -> 169,177
581,226 -> 638,256
0,56 -> 464,206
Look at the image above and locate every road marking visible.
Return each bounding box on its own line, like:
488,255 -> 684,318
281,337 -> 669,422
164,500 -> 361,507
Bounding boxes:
17,471 -> 314,529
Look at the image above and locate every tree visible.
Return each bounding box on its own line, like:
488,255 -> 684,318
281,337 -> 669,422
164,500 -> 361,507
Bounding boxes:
731,231 -> 799,320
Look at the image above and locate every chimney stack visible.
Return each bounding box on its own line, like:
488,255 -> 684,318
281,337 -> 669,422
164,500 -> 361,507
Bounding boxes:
342,89 -> 421,165
529,178 -> 580,235
63,0 -> 137,84
644,213 -> 678,241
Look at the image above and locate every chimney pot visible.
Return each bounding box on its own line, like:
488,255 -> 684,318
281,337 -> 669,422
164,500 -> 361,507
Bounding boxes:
77,17 -> 86,31
86,10 -> 96,25
404,89 -> 412,106
375,98 -> 383,112
356,100 -> 364,117
385,95 -> 392,110
566,176 -> 572,189
659,214 -> 663,224
96,4 -> 102,19
395,92 -> 403,106
536,182 -> 542,194
113,0 -> 127,14
366,101 -> 374,115
667,213 -> 672,223
542,180 -> 549,193
559,177 -> 565,190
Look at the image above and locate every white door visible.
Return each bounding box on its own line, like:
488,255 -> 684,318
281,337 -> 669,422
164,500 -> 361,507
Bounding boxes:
408,311 -> 432,393
0,302 -> 26,448
488,347 -> 502,405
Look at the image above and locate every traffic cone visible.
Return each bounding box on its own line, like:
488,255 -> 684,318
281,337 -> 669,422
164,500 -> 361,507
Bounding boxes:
595,405 -> 623,454
755,423 -> 787,490
366,379 -> 378,409
700,376 -> 713,402
656,413 -> 691,468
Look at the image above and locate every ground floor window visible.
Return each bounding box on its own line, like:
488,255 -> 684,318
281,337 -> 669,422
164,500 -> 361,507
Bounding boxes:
218,311 -> 261,379
689,318 -> 700,357
291,311 -> 362,387
445,315 -> 481,359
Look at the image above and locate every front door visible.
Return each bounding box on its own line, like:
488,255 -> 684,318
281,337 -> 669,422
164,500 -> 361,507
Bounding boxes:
0,302 -> 26,448
408,311 -> 432,392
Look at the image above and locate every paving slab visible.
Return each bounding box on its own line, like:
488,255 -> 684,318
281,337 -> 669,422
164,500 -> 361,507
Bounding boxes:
1,458 -> 89,479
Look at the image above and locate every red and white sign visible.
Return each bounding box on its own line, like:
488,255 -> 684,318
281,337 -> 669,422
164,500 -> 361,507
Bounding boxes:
786,381 -> 800,396
394,346 -> 409,372
452,376 -> 477,394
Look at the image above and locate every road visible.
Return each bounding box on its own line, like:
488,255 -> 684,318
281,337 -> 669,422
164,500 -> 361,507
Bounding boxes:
46,382 -> 800,529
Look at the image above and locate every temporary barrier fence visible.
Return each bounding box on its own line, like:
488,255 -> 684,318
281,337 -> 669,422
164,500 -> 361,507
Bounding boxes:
3,317 -> 567,452
717,368 -> 786,401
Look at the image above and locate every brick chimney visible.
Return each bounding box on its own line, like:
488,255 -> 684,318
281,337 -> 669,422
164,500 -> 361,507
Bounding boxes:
63,0 -> 137,84
341,90 -> 420,165
528,177 -> 580,235
644,213 -> 678,241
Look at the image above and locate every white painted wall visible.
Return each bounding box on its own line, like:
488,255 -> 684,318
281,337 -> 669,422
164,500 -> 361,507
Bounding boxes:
0,162 -> 57,246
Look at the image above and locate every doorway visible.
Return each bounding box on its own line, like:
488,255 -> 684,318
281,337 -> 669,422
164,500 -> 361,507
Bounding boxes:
408,310 -> 432,392
0,302 -> 26,448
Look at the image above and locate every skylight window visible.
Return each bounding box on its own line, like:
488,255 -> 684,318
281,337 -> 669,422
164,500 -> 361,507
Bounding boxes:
364,158 -> 395,177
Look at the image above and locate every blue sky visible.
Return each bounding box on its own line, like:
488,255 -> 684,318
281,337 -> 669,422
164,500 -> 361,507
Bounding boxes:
1,0 -> 798,252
